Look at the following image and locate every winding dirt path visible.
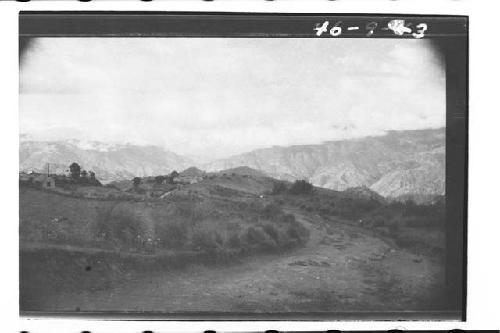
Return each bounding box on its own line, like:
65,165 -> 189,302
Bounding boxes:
48,211 -> 444,313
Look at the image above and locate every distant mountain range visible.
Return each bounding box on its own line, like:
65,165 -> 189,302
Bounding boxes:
19,128 -> 445,202
19,139 -> 193,183
205,128 -> 445,202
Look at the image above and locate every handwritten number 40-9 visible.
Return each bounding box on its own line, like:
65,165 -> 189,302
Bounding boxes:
314,21 -> 427,38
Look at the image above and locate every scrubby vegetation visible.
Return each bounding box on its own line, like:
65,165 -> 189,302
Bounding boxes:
20,167 -> 448,313
269,183 -> 445,255
20,165 -> 444,267
20,186 -> 310,258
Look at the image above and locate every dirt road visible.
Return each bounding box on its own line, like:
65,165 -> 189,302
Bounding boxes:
43,211 -> 444,314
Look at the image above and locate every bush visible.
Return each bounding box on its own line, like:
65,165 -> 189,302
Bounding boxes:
244,226 -> 277,250
173,201 -> 206,225
262,223 -> 279,242
191,225 -> 219,253
260,203 -> 282,220
286,223 -> 310,245
155,220 -> 188,249
94,205 -> 149,249
113,213 -> 148,246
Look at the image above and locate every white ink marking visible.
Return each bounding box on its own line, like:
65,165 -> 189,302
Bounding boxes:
329,21 -> 342,37
314,21 -> 329,36
387,19 -> 412,36
347,26 -> 359,31
412,23 -> 428,38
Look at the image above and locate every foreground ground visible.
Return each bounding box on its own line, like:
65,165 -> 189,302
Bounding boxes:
21,209 -> 445,314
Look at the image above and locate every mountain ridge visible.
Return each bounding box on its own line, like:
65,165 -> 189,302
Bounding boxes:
204,128 -> 445,201
19,128 -> 445,202
20,139 -> 194,183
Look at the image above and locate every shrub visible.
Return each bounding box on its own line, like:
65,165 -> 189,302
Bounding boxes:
262,223 -> 279,242
113,213 -> 148,246
173,201 -> 206,225
155,220 -> 188,249
260,203 -> 282,220
286,222 -> 310,245
244,226 -> 277,250
94,205 -> 149,249
191,226 -> 219,253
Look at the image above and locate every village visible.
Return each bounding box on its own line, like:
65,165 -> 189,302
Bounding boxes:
19,162 -> 209,200
19,162 -> 102,189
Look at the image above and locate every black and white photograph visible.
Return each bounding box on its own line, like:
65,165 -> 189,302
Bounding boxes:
18,13 -> 467,319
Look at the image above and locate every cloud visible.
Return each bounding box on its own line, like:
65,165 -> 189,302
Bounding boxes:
20,38 -> 445,159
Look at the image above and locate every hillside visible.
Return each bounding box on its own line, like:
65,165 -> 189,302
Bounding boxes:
206,128 -> 445,201
20,139 -> 193,183
20,168 -> 446,313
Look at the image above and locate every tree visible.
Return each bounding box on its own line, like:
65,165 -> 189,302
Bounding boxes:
69,162 -> 81,179
170,170 -> 179,178
271,181 -> 288,195
288,180 -> 314,195
133,177 -> 141,187
89,171 -> 96,181
155,175 -> 165,184
80,170 -> 88,178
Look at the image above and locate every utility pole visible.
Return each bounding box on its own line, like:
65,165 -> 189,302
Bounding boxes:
47,163 -> 50,176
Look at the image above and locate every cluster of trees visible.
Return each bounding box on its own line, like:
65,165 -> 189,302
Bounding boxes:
271,179 -> 314,195
68,162 -> 101,186
133,170 -> 181,188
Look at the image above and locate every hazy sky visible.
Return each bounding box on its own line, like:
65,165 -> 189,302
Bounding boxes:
20,38 -> 445,159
